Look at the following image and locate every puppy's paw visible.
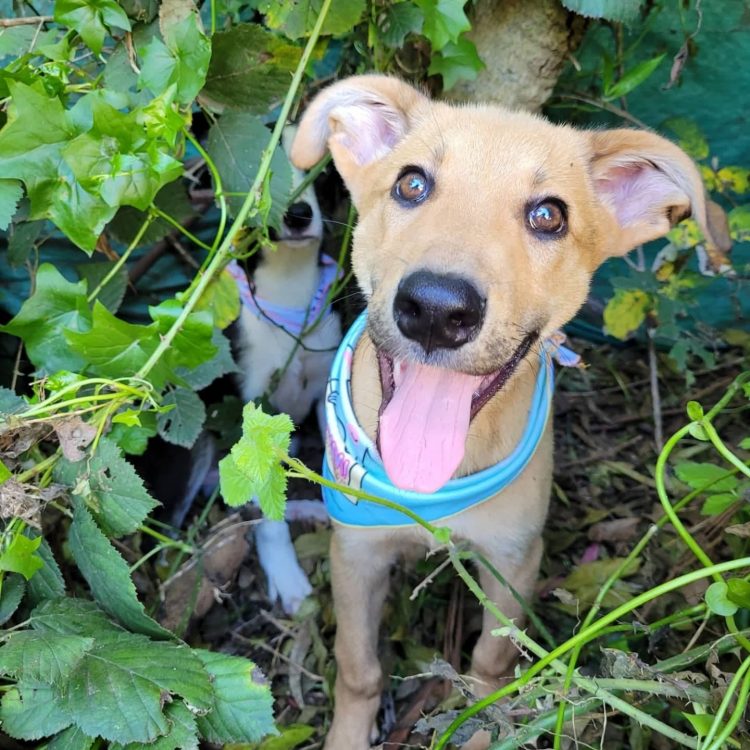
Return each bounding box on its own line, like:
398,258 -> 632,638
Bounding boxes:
255,519 -> 312,615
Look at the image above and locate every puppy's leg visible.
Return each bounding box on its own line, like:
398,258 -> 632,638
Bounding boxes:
459,536 -> 544,750
325,530 -> 393,750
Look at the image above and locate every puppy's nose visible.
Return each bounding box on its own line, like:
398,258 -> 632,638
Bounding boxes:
284,201 -> 314,231
393,271 -> 485,352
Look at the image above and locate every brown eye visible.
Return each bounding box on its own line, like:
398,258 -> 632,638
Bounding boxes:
392,167 -> 432,206
527,199 -> 567,236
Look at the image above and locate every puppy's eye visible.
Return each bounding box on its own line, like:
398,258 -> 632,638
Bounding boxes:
393,167 -> 432,206
527,199 -> 567,236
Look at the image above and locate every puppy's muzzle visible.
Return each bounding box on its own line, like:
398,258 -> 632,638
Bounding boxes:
393,270 -> 485,354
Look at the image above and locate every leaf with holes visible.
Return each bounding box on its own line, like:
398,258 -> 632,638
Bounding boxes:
157,387 -> 206,449
194,650 -> 276,744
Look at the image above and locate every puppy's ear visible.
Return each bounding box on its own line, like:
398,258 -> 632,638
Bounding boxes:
291,75 -> 427,202
589,129 -> 706,257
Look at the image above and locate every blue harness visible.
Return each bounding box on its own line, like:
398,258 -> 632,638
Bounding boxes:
321,313 -> 575,528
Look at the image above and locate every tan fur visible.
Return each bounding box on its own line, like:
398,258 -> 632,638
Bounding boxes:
292,75 -> 705,749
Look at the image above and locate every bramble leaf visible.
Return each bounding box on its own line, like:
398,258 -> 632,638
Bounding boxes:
110,701 -> 199,750
61,633 -> 212,744
157,387 -> 206,448
68,500 -> 171,638
194,649 -> 277,744
0,631 -> 94,685
55,438 -> 159,537
0,681 -> 72,740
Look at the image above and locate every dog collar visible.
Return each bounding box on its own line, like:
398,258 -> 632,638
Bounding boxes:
226,256 -> 340,339
322,313 -> 578,528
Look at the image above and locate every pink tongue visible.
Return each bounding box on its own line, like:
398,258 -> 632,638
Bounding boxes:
379,361 -> 481,493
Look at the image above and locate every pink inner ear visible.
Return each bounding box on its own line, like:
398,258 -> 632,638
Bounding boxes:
332,101 -> 405,165
598,164 -> 678,227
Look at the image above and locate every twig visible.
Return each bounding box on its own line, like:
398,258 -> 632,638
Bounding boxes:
410,556 -> 452,601
647,325 -> 664,451
0,15 -> 51,26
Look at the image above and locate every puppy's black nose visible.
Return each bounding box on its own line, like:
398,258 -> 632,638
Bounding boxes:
393,271 -> 485,352
284,201 -> 314,230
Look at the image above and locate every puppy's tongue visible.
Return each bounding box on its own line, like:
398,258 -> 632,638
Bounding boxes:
379,361 -> 482,493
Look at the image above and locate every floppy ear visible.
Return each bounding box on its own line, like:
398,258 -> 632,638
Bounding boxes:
290,75 -> 428,204
589,129 -> 706,257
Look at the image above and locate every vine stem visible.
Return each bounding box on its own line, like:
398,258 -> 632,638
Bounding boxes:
87,216 -> 154,303
436,554 -> 750,749
135,0 -> 334,381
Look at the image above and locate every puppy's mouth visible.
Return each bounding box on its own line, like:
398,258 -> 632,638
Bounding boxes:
375,332 -> 538,494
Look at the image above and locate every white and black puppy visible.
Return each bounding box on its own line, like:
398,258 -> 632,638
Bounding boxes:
230,127 -> 342,614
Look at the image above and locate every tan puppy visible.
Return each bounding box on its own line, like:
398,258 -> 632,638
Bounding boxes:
291,75 -> 705,749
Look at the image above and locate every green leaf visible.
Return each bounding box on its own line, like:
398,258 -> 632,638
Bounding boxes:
26,536 -> 66,605
220,404 -> 292,519
177,329 -> 237,390
0,263 -> 91,373
675,462 -> 738,493
149,301 -> 217,370
0,682 -> 72,740
68,500 -> 171,639
30,597 -> 125,637
202,24 -> 302,113
726,578 -> 750,609
559,0 -> 644,23
108,410 -> 158,456
206,112 -> 293,229
55,437 -> 159,537
728,205 -> 750,242
604,54 -> 665,100
662,117 -> 709,161
54,0 -> 131,54
157,387 -> 206,448
0,574 -> 26,625
0,533 -> 43,580
259,0 -> 365,39
194,649 -> 277,744
7,219 -> 43,267
195,270 -> 241,330
414,0 -> 470,51
428,36 -> 484,90
0,387 -> 26,417
77,262 -> 128,313
46,725 -> 96,750
65,302 -> 170,388
602,289 -> 651,340
378,2 -> 423,48
705,581 -> 738,616
138,14 -> 211,104
62,632 -> 212,744
686,400 -> 703,421
700,493 -> 737,516
682,712 -> 715,738
0,178 -> 22,229
0,631 -> 94,685
111,701 -> 199,750
716,166 -> 750,195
